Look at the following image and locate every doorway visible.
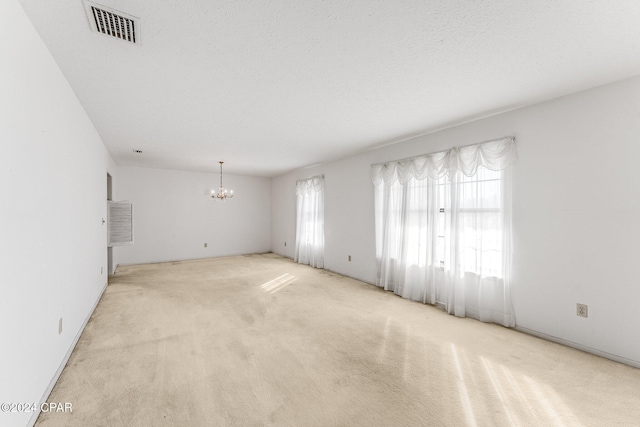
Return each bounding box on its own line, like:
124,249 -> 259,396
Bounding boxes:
107,173 -> 113,276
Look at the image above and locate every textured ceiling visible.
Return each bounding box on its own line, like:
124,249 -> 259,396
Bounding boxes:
18,0 -> 640,177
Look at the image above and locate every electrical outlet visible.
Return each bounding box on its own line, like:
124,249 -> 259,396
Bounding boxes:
58,318 -> 63,335
577,303 -> 588,318
204,243 -> 208,248
348,255 -> 352,262
284,242 -> 287,247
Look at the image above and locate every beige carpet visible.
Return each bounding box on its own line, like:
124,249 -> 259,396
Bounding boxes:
37,253 -> 640,426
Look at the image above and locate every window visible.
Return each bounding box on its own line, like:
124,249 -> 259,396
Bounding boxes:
442,167 -> 503,278
295,175 -> 324,268
372,137 -> 516,326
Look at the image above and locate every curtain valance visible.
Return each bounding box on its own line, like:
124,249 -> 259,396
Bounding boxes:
371,136 -> 516,185
296,175 -> 324,195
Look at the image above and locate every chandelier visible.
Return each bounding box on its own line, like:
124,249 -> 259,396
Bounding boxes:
211,161 -> 234,200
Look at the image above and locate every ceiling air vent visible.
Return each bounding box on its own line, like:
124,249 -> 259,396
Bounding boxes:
84,1 -> 139,44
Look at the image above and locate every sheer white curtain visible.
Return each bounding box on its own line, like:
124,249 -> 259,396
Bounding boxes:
372,137 -> 516,327
295,175 -> 325,268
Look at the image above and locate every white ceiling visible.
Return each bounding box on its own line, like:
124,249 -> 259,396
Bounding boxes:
18,0 -> 640,177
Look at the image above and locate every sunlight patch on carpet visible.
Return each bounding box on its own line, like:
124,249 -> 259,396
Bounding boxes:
260,273 -> 296,294
451,343 -> 478,427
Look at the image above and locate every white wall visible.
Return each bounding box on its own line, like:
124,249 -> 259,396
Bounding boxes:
271,75 -> 640,366
116,166 -> 271,265
0,2 -> 116,426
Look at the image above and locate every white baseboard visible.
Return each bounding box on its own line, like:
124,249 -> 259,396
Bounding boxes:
515,325 -> 640,369
27,281 -> 109,427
